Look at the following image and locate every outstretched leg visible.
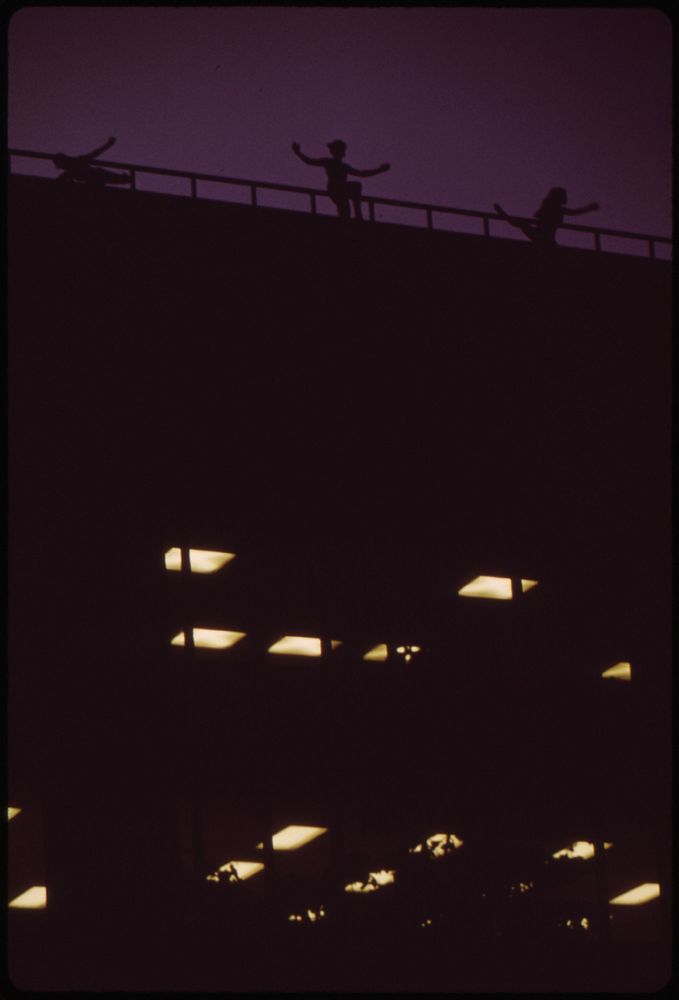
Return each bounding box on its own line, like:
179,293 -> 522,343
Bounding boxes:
494,202 -> 536,242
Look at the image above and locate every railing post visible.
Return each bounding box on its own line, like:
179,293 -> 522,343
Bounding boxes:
426,208 -> 433,230
594,232 -> 602,252
368,200 -> 375,223
648,239 -> 655,260
310,192 -> 317,215
129,169 -> 136,192
190,176 -> 197,199
483,215 -> 490,238
250,184 -> 257,208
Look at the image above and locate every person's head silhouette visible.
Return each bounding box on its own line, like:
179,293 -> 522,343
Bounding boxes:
547,187 -> 567,205
327,139 -> 347,160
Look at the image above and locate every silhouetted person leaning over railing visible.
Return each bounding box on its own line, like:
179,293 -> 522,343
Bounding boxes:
493,187 -> 599,246
291,139 -> 389,220
52,136 -> 132,186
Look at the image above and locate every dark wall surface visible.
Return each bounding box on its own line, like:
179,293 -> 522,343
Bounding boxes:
8,176 -> 671,990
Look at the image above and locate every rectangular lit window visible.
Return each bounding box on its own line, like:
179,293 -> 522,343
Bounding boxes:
9,886 -> 47,909
610,883 -> 660,906
363,643 -> 388,662
164,548 -> 235,573
7,807 -> 21,821
257,825 -> 328,851
170,628 -> 246,649
458,576 -> 538,599
268,636 -> 322,657
217,860 -> 264,881
601,662 -> 632,681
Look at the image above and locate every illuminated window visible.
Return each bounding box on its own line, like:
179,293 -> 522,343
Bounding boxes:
610,883 -> 660,906
552,841 -> 613,860
208,860 -> 264,883
164,547 -> 236,573
7,807 -> 21,821
458,576 -> 538,599
409,833 -> 463,857
363,643 -> 388,662
256,825 -> 328,851
601,662 -> 632,681
268,636 -> 322,657
170,628 -> 246,649
345,869 -> 396,894
9,886 -> 47,909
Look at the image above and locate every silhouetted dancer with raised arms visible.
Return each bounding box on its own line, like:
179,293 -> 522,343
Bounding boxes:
291,139 -> 390,220
52,136 -> 132,185
493,187 -> 599,246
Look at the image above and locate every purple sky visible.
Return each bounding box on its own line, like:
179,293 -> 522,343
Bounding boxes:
8,6 -> 672,237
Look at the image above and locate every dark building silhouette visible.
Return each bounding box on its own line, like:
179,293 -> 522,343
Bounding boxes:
8,173 -> 671,991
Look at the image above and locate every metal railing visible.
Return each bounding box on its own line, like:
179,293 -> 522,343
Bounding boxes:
9,148 -> 672,260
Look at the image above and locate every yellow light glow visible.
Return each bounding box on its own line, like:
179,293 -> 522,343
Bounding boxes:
164,547 -> 183,570
410,833 -> 463,857
601,661 -> 632,681
345,869 -> 396,894
552,841 -> 613,860
268,636 -> 322,657
363,643 -> 388,662
331,640 -> 342,650
164,548 -> 236,573
9,886 -> 47,909
610,883 -> 660,906
170,628 -> 246,649
458,576 -> 513,599
521,579 -> 538,593
257,825 -> 328,851
217,860 -> 264,881
7,807 -> 21,821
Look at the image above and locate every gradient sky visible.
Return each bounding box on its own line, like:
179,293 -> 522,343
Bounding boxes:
8,6 -> 672,237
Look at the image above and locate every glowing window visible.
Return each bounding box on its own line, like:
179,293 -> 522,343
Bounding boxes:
458,576 -> 538,599
345,869 -> 396,893
7,807 -> 21,821
170,628 -> 246,649
610,883 -> 660,906
363,644 -> 388,662
9,886 -> 47,909
268,636 -> 322,657
164,548 -> 236,573
217,860 -> 264,882
409,832 -> 463,857
601,662 -> 632,681
257,825 -> 328,851
552,841 -> 613,860
458,576 -> 512,599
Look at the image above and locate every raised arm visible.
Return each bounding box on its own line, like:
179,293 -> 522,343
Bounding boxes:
346,162 -> 390,178
291,142 -> 323,167
83,137 -> 116,161
563,201 -> 600,216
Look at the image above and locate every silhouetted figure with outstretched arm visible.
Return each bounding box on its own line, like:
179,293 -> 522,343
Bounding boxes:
291,139 -> 390,220
493,187 -> 599,246
52,137 -> 132,185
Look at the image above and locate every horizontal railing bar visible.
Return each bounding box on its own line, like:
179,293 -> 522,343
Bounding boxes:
8,148 -> 671,247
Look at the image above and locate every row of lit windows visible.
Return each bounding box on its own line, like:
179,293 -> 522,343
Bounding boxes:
164,548 -> 537,601
168,628 -> 632,681
6,807 -> 659,910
